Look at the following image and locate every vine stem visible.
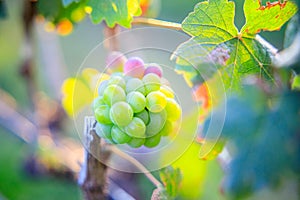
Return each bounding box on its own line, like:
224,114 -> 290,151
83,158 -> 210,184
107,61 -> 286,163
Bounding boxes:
132,17 -> 181,31
107,145 -> 163,188
132,17 -> 279,56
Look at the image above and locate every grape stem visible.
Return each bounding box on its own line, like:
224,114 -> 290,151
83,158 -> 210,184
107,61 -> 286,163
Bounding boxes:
107,145 -> 163,188
132,17 -> 279,56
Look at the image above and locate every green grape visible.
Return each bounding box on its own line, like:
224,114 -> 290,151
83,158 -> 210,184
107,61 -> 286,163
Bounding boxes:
160,85 -> 174,98
108,75 -> 126,89
126,78 -> 146,95
146,91 -> 167,113
94,105 -> 112,124
111,72 -> 124,77
135,109 -> 150,125
128,137 -> 145,148
95,123 -> 113,139
165,98 -> 181,121
110,102 -> 133,126
98,80 -> 108,96
146,110 -> 167,137
159,120 -> 174,136
144,133 -> 161,148
124,117 -> 146,138
126,91 -> 146,113
103,84 -> 126,106
111,125 -> 131,144
142,73 -> 161,94
92,96 -> 105,110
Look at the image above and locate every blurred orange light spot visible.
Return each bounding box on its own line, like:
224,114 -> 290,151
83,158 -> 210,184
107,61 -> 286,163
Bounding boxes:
57,19 -> 73,36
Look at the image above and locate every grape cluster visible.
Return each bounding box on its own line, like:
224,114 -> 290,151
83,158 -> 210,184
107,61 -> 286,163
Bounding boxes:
93,54 -> 181,148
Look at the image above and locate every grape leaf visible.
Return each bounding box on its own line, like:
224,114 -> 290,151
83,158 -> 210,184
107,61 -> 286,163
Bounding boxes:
62,0 -> 80,7
172,0 -> 297,91
241,0 -> 298,36
87,0 -> 141,28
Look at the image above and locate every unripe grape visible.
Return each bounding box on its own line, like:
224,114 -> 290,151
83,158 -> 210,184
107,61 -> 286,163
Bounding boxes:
111,125 -> 131,144
146,91 -> 167,113
145,63 -> 163,77
124,117 -> 146,138
126,78 -> 146,95
110,101 -> 133,126
106,51 -> 127,73
126,91 -> 146,113
159,120 -> 174,136
95,123 -> 113,139
142,73 -> 161,94
128,137 -> 145,148
144,133 -> 161,148
165,98 -> 181,121
93,96 -> 105,110
146,110 -> 167,137
124,57 -> 145,78
98,80 -> 108,96
108,76 -> 126,89
160,85 -> 174,98
135,109 -> 150,125
103,84 -> 126,106
94,105 -> 112,124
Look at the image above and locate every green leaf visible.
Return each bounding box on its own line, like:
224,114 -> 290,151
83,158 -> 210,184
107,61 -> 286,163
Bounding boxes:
159,166 -> 183,199
87,0 -> 141,28
0,0 -> 7,18
241,0 -> 298,36
181,0 -> 238,43
173,0 -> 283,91
37,0 -> 86,24
292,74 -> 300,90
62,0 -> 80,7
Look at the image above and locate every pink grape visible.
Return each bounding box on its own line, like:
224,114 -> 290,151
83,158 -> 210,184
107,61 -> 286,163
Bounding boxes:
145,63 -> 163,77
124,57 -> 145,78
106,51 -> 127,73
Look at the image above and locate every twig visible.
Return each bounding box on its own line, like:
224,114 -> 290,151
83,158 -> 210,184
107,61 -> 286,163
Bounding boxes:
107,145 -> 163,188
132,17 -> 279,57
132,17 -> 182,31
78,116 -> 110,200
255,34 -> 279,56
0,90 -> 37,143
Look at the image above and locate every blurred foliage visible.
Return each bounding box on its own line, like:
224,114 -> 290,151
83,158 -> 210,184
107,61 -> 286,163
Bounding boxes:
0,0 -> 6,18
204,86 -> 300,199
87,0 -> 141,28
37,0 -> 142,30
0,128 -> 80,200
61,68 -> 109,116
159,166 -> 182,199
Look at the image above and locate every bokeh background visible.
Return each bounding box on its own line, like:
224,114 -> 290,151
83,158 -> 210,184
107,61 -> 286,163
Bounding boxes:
0,0 -> 289,199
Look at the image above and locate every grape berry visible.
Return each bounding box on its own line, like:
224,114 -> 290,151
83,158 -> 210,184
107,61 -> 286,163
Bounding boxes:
93,53 -> 181,148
